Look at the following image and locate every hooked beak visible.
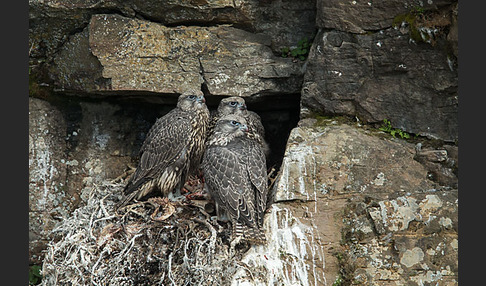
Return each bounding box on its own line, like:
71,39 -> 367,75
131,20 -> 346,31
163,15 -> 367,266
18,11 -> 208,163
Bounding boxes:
238,103 -> 247,110
240,124 -> 249,132
197,95 -> 206,103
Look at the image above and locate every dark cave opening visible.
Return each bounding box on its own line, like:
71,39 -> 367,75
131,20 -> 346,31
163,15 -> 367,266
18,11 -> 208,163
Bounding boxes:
206,93 -> 301,170
44,92 -> 301,176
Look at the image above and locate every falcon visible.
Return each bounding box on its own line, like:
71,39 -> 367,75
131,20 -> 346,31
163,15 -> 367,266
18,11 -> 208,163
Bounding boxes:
202,114 -> 268,244
209,96 -> 268,156
118,90 -> 210,208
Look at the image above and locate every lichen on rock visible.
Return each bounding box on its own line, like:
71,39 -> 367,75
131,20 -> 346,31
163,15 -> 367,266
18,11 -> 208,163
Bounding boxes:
49,13 -> 304,97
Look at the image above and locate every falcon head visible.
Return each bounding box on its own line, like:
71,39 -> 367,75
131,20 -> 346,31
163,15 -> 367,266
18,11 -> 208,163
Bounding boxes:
178,90 -> 207,111
213,114 -> 249,136
217,96 -> 247,116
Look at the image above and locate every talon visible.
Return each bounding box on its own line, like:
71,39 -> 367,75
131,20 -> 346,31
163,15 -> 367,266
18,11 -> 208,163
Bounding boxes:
185,191 -> 207,200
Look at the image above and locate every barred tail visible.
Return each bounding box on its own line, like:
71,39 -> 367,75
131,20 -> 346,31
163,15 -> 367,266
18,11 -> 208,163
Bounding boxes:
233,222 -> 267,245
116,178 -> 152,210
116,190 -> 139,210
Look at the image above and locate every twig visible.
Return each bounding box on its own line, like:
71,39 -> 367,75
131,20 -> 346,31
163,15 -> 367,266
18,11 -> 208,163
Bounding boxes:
194,218 -> 217,256
99,193 -> 112,217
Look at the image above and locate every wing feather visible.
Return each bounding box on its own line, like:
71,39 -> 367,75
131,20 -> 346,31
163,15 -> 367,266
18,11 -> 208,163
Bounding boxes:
241,138 -> 268,226
202,144 -> 256,227
124,111 -> 192,195
246,111 -> 265,139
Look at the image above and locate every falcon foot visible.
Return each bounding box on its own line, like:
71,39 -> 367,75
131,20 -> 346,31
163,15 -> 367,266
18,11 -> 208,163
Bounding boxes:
185,190 -> 207,200
229,236 -> 242,256
182,175 -> 205,194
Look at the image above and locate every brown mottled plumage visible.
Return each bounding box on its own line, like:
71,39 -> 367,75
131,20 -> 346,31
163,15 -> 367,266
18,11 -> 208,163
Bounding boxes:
209,96 -> 268,157
118,90 -> 210,208
202,114 -> 268,244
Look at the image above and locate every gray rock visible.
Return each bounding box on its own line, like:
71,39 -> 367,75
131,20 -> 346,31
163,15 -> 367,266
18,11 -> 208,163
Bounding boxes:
317,0 -> 455,33
251,0 -> 316,52
29,0 -> 125,60
129,0 -> 317,52
29,0 -> 316,70
269,122 -> 457,285
301,27 -> 458,142
50,27 -> 109,92
49,14 -> 304,97
414,146 -> 458,188
128,0 -> 253,27
29,97 -> 69,264
273,121 -> 434,202
417,149 -> 448,163
447,2 -> 459,57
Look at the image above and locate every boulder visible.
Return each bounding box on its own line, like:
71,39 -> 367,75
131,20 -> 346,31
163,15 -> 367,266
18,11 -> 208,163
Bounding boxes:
274,119 -> 435,202
414,144 -> 458,188
251,0 -> 316,52
301,27 -> 458,142
29,0 -> 142,63
344,191 -> 458,285
49,14 -> 304,97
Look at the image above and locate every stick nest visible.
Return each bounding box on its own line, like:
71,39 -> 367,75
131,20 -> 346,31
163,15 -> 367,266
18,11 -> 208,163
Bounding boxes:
40,181 -> 254,286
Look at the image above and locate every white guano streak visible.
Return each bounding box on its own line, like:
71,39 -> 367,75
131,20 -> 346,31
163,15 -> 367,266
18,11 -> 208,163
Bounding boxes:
232,205 -> 325,285
276,144 -> 315,202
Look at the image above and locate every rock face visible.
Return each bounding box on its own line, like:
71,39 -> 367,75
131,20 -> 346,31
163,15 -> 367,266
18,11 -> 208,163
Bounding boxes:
49,13 -> 304,97
29,98 -> 69,264
29,0 -> 458,285
316,0 -> 454,33
257,120 -> 458,285
28,96 -> 174,264
302,1 -> 458,142
29,0 -> 316,58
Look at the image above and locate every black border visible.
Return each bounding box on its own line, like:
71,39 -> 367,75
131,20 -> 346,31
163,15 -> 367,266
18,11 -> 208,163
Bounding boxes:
7,0 -> 29,284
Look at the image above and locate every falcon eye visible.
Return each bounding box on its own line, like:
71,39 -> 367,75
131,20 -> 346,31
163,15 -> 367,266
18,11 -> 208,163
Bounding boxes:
188,95 -> 196,100
229,101 -> 237,106
231,120 -> 240,126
